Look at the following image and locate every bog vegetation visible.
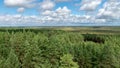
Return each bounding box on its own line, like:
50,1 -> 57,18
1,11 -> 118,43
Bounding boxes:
0,28 -> 120,68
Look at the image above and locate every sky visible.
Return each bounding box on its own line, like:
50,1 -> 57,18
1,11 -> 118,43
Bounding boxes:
0,0 -> 120,26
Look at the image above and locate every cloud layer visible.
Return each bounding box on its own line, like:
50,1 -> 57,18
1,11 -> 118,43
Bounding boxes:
1,0 -> 120,26
97,0 -> 120,22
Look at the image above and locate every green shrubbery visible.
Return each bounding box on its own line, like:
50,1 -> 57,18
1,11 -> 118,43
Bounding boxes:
0,29 -> 120,68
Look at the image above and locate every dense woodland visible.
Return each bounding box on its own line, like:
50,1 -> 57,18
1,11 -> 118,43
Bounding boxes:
0,29 -> 120,68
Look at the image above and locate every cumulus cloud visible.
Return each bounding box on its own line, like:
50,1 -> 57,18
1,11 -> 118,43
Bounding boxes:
4,0 -> 36,8
54,0 -> 71,2
41,10 -> 58,17
80,0 -> 102,11
4,0 -> 36,13
42,10 -> 54,15
17,7 -> 25,13
97,0 -> 120,22
0,4 -> 108,26
41,6 -> 71,20
2,0 -> 120,26
56,6 -> 71,15
40,0 -> 55,11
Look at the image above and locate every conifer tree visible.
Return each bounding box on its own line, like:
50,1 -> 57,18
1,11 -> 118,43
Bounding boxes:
4,49 -> 20,68
59,54 -> 79,68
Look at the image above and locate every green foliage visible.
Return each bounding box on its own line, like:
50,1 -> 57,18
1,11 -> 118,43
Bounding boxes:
59,54 -> 79,68
3,49 -> 20,68
0,29 -> 119,68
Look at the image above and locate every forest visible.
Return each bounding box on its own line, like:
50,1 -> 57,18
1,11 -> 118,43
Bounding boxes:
0,27 -> 120,68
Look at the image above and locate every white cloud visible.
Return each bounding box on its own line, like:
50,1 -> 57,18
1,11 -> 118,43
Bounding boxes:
54,0 -> 71,2
41,10 -> 58,17
40,0 -> 55,10
42,10 -> 53,15
0,14 -> 107,26
97,0 -> 120,22
80,0 -> 102,11
4,0 -> 36,8
2,0 -> 120,26
41,6 -> 71,19
56,6 -> 71,15
17,7 -> 25,13
0,5 -> 108,26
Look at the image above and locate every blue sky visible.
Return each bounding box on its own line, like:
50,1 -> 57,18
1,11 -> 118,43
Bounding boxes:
0,0 -> 120,26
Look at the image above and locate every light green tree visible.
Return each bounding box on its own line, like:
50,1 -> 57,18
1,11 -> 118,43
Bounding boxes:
59,54 -> 79,68
4,49 -> 20,68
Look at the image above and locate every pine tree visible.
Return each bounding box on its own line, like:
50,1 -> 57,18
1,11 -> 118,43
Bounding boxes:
59,54 -> 79,68
4,49 -> 20,68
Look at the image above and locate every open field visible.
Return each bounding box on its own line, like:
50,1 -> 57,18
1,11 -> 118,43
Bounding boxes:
52,26 -> 120,34
0,26 -> 120,68
0,26 -> 120,34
